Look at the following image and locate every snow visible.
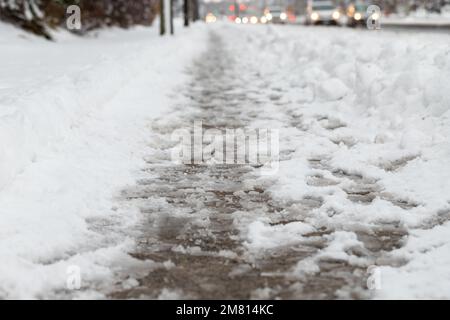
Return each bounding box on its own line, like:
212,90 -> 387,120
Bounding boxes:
318,78 -> 350,101
0,21 -> 207,298
214,24 -> 450,298
378,220 -> 450,299
245,220 -> 315,249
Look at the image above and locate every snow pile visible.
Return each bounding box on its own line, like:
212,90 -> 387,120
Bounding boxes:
245,220 -> 315,249
379,222 -> 450,299
221,24 -> 450,298
0,22 -> 207,298
1,24 -> 158,189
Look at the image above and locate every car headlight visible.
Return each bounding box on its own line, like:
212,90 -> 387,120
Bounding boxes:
266,13 -> 273,21
235,17 -> 241,24
242,17 -> 249,24
260,16 -> 267,24
250,16 -> 258,24
280,12 -> 287,20
354,12 -> 362,20
311,12 -> 319,21
332,11 -> 340,20
205,13 -> 216,23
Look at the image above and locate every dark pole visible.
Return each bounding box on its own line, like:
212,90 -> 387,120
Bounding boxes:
192,0 -> 200,21
170,0 -> 174,35
184,0 -> 190,27
160,0 -> 165,35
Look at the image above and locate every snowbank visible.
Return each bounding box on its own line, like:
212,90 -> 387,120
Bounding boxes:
221,24 -> 450,298
0,22 -> 207,298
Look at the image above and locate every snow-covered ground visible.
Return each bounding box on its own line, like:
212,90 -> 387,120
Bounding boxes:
222,24 -> 450,299
0,21 -> 207,298
1,20 -> 450,299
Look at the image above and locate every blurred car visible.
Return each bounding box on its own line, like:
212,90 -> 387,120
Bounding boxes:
306,0 -> 341,25
346,2 -> 379,27
264,6 -> 288,24
234,6 -> 264,24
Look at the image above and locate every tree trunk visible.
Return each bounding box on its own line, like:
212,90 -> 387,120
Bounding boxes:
183,0 -> 190,27
170,0 -> 174,35
192,0 -> 200,22
159,0 -> 165,35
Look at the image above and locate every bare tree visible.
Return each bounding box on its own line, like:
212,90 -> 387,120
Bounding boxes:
0,0 -> 50,38
0,0 -> 159,38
